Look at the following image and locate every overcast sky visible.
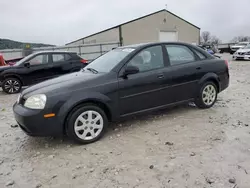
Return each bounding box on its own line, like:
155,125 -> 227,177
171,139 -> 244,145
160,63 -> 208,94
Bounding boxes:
0,0 -> 249,45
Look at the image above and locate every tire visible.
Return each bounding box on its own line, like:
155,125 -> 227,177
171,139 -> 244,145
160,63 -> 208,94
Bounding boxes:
195,82 -> 218,109
2,77 -> 22,94
66,104 -> 108,144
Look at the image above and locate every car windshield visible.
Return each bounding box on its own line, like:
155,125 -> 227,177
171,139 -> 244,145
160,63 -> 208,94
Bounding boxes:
14,53 -> 34,66
237,43 -> 248,46
84,48 -> 133,73
243,45 -> 250,49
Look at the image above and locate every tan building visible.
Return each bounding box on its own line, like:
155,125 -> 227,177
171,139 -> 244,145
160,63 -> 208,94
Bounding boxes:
66,9 -> 200,46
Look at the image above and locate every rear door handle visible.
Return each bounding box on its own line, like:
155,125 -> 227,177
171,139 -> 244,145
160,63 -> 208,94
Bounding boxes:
196,67 -> 201,70
157,74 -> 164,79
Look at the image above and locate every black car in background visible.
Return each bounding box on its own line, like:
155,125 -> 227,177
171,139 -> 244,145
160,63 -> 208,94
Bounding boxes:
0,51 -> 88,94
13,42 -> 229,144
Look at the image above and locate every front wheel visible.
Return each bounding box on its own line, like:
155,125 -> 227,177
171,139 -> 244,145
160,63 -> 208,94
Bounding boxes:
2,77 -> 22,94
66,104 -> 108,144
195,82 -> 218,109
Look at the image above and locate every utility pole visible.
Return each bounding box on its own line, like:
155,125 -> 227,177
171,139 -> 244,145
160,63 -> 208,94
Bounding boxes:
163,4 -> 168,23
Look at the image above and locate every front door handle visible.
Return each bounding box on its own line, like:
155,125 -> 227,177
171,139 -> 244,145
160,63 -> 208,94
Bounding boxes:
157,74 -> 164,79
196,67 -> 201,70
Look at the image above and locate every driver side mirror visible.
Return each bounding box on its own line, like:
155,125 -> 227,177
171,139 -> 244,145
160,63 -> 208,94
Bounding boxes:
24,62 -> 30,68
122,65 -> 139,78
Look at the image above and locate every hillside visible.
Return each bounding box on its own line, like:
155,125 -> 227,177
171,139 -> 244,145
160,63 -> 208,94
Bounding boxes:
0,38 -> 55,50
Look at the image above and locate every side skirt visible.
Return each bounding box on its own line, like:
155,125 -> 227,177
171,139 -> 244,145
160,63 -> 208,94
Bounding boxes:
120,99 -> 194,118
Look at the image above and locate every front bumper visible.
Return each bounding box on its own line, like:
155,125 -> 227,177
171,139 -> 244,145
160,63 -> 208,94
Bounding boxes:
13,103 -> 63,137
233,54 -> 250,60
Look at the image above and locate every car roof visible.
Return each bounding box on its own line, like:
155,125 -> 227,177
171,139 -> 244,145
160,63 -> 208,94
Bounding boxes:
238,42 -> 249,44
117,42 -> 196,49
32,51 -> 77,55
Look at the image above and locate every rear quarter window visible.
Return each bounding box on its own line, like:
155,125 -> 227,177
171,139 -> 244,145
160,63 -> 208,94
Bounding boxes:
70,53 -> 81,60
65,54 -> 73,60
193,49 -> 207,60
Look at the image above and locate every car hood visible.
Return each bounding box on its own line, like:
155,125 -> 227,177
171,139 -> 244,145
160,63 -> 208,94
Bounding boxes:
231,45 -> 245,48
22,71 -> 105,97
236,49 -> 250,53
0,65 -> 11,71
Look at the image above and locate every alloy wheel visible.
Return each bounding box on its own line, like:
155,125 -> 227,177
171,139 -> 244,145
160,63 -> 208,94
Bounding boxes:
4,79 -> 21,94
74,110 -> 104,141
202,84 -> 216,106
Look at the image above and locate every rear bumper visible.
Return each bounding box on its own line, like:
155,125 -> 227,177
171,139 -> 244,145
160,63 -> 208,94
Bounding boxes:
13,103 -> 63,137
219,72 -> 229,92
220,78 -> 229,92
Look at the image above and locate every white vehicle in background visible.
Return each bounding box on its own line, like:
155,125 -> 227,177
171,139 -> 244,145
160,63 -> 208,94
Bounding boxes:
230,42 -> 250,54
233,44 -> 250,60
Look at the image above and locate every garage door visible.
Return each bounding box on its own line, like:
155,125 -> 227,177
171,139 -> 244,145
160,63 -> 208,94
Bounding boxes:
159,31 -> 178,42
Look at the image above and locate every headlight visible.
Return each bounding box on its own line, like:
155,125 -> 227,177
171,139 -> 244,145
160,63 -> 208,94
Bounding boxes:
246,52 -> 250,55
24,94 -> 47,109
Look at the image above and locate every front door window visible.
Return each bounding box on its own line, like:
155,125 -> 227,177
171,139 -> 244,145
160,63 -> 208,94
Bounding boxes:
127,45 -> 164,72
29,55 -> 48,66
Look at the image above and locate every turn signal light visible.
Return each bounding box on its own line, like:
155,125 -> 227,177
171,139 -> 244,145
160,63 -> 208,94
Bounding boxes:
44,113 -> 55,118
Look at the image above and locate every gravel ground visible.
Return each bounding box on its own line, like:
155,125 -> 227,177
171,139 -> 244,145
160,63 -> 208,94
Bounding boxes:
0,54 -> 250,188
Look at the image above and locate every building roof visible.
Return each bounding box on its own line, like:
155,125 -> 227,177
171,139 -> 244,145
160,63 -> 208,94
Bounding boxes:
66,9 -> 200,45
118,41 -> 198,49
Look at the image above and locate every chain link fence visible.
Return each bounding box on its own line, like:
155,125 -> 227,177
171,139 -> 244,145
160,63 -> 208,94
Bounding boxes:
0,42 -> 121,61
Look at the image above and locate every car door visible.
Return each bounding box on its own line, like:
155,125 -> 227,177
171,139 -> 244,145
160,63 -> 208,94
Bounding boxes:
118,45 -> 174,116
23,53 -> 53,85
52,53 -> 79,76
164,44 -> 202,102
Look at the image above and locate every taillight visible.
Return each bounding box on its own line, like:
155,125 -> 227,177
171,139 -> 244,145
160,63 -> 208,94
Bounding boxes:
224,60 -> 229,67
81,59 -> 88,64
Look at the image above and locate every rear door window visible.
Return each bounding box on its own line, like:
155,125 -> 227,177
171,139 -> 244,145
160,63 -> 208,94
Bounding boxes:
165,45 -> 195,66
52,54 -> 65,62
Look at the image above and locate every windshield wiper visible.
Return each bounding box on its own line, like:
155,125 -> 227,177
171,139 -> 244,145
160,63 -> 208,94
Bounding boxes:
86,68 -> 98,74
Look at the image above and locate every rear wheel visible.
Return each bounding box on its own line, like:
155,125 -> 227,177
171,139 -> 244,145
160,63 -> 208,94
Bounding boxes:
2,77 -> 22,94
195,82 -> 218,109
66,104 -> 108,144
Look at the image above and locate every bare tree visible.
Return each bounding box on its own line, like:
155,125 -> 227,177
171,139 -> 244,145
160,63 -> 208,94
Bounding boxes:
231,36 -> 250,43
210,36 -> 221,45
201,31 -> 211,43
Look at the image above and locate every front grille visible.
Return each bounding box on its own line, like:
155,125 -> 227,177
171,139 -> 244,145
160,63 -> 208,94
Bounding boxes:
238,52 -> 245,55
